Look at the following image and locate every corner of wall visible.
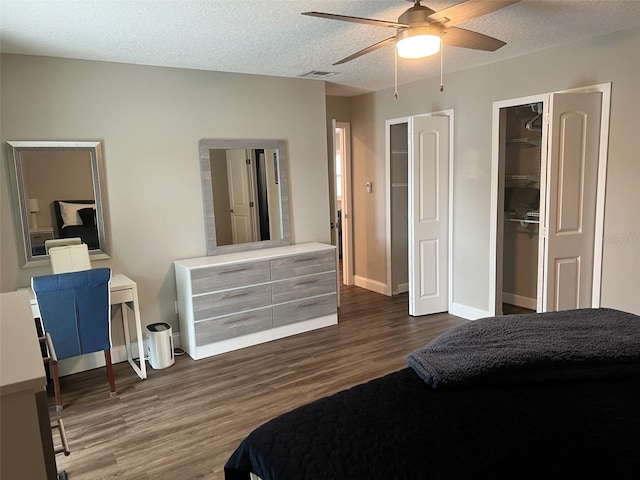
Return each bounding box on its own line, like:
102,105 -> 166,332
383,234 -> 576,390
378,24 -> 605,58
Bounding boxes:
450,302 -> 491,320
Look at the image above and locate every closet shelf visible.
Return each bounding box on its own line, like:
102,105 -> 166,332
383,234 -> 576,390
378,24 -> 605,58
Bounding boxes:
507,218 -> 540,225
505,174 -> 539,187
505,211 -> 540,224
507,137 -> 541,147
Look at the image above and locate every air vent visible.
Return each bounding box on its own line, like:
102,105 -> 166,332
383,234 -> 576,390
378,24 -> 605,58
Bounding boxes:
299,71 -> 337,79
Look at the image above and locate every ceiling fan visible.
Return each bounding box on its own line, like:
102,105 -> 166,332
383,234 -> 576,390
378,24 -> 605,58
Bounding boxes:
302,0 -> 520,65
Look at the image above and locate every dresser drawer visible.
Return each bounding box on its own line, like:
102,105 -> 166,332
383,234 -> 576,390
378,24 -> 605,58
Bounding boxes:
273,293 -> 337,328
271,271 -> 336,305
191,260 -> 270,294
192,284 -> 272,321
270,250 -> 335,281
195,307 -> 273,344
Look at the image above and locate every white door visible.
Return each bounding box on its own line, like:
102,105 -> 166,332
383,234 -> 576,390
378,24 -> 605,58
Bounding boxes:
226,149 -> 256,244
541,92 -> 602,311
408,115 -> 449,316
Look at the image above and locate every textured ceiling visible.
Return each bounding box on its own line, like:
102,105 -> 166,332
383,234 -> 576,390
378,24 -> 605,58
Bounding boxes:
1,1 -> 640,96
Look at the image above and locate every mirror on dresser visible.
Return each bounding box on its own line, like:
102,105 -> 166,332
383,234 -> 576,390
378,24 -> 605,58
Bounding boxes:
7,141 -> 110,267
199,138 -> 290,255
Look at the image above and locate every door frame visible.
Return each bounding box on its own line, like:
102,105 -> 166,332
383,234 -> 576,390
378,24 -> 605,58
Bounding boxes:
488,83 -> 611,315
334,121 -> 354,285
490,93 -> 545,315
385,109 -> 454,312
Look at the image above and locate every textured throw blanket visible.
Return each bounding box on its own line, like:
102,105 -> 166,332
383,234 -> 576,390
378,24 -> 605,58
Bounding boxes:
408,308 -> 640,389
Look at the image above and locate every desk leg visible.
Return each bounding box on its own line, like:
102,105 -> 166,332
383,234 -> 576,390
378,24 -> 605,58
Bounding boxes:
120,295 -> 147,380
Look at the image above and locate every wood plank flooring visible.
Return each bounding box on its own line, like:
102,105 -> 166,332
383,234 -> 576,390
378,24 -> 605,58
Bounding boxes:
50,283 -> 467,479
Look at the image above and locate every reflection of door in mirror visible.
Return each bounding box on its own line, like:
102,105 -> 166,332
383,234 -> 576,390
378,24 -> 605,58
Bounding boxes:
21,150 -> 96,254
209,148 -> 282,247
226,149 -> 258,244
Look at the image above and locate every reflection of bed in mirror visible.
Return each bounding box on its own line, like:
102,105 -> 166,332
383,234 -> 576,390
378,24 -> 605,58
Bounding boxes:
53,200 -> 99,249
6,140 -> 110,266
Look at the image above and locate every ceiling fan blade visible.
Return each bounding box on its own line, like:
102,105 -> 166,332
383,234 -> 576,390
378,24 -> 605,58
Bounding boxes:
429,0 -> 520,27
302,11 -> 407,29
442,26 -> 506,51
333,37 -> 397,65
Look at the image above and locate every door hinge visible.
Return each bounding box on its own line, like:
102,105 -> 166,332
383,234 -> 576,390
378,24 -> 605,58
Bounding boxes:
246,158 -> 251,165
543,113 -> 550,125
249,201 -> 254,207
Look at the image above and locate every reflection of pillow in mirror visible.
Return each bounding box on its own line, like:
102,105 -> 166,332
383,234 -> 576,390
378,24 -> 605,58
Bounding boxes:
60,201 -> 96,227
78,208 -> 96,226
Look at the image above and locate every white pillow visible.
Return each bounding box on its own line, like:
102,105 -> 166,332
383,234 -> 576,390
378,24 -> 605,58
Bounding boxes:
59,201 -> 96,227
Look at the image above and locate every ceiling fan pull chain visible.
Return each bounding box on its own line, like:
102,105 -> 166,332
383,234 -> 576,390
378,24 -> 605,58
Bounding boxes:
439,42 -> 444,92
394,46 -> 399,99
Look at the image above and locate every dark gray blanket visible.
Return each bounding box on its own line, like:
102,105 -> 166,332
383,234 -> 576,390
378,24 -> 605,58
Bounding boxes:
408,308 -> 640,389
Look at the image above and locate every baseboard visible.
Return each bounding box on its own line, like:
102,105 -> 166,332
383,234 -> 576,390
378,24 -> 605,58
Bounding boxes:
354,275 -> 390,296
450,302 -> 492,321
502,292 -> 537,310
58,332 -> 181,377
393,282 -> 409,295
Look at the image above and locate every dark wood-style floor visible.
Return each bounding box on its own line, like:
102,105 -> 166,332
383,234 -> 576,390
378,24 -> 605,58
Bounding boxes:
50,283 -> 467,479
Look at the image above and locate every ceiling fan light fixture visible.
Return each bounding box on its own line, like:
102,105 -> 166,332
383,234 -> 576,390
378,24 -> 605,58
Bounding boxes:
396,28 -> 441,59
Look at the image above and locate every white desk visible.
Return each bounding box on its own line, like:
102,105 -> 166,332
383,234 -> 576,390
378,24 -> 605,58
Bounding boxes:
27,273 -> 147,380
109,274 -> 147,380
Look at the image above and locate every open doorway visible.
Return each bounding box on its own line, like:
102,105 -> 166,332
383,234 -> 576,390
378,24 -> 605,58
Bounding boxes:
385,111 -> 453,316
388,120 -> 409,295
498,102 -> 544,315
334,121 -> 353,286
490,84 -> 611,316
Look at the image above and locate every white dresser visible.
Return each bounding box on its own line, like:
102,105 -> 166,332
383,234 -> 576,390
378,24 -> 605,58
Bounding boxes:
174,243 -> 337,360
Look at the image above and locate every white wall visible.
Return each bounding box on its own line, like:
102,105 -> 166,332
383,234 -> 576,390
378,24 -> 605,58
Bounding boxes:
347,27 -> 640,316
1,54 -> 331,336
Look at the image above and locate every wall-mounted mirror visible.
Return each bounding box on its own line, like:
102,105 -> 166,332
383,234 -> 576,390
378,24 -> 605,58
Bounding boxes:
199,138 -> 290,255
7,141 -> 110,267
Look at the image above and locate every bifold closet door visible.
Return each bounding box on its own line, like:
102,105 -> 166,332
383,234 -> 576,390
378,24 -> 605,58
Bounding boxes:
542,92 -> 602,311
408,115 -> 449,316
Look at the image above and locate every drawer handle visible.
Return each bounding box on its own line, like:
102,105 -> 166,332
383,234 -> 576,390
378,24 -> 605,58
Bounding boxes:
294,256 -> 318,263
220,267 -> 249,274
52,418 -> 71,456
296,300 -> 321,309
296,279 -> 319,286
224,315 -> 255,325
224,291 -> 249,299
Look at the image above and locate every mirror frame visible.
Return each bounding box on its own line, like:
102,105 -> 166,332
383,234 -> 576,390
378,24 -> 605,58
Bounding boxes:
7,140 -> 111,267
199,138 -> 290,255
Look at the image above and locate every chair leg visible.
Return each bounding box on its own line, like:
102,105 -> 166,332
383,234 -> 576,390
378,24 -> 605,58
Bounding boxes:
104,350 -> 117,398
51,361 -> 63,411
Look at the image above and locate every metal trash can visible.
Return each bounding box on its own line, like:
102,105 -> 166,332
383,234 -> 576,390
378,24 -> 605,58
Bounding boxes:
146,322 -> 175,369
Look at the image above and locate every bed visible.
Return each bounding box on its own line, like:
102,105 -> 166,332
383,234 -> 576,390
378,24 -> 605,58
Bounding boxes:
53,200 -> 99,249
225,308 -> 640,480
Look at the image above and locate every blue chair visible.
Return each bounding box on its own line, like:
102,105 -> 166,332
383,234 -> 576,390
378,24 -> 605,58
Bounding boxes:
32,268 -> 116,411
